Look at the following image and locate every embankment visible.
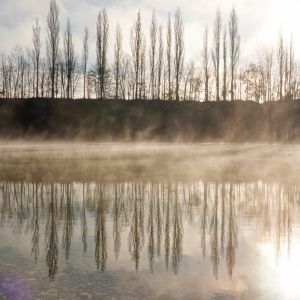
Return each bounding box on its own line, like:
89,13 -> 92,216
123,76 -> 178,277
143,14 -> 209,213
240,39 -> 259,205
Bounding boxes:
1,98 -> 300,142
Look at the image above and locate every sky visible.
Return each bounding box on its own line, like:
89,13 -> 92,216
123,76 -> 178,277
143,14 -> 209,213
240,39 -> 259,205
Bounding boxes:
0,0 -> 299,65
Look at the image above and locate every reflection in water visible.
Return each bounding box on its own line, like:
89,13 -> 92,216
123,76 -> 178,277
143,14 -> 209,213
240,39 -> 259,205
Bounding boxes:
46,183 -> 59,281
128,183 -> 145,272
31,182 -> 40,262
0,180 -> 298,280
95,184 -> 107,271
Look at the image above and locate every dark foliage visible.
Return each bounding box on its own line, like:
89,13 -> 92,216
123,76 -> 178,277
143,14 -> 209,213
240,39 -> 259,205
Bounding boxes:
1,98 -> 300,142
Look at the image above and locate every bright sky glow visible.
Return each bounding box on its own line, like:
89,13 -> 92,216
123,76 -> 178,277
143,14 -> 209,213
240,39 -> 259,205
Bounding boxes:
259,237 -> 300,299
0,0 -> 300,64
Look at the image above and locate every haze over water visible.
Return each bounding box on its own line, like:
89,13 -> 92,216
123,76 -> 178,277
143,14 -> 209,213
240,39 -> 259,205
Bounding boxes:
0,143 -> 300,299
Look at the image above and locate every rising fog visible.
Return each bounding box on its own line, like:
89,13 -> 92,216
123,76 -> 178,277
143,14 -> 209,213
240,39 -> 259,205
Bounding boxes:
0,142 -> 299,183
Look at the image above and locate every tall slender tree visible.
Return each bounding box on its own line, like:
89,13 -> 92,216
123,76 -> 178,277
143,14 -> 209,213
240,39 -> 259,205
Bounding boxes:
130,9 -> 142,99
140,33 -> 147,99
114,22 -> 122,99
82,27 -> 89,99
149,9 -> 157,100
174,8 -> 184,101
32,18 -> 41,98
222,26 -> 227,101
157,25 -> 164,99
229,5 -> 240,101
212,6 -> 222,101
64,18 -> 75,99
166,13 -> 172,100
289,33 -> 294,100
96,8 -> 109,99
202,26 -> 210,101
47,0 -> 60,99
277,29 -> 284,101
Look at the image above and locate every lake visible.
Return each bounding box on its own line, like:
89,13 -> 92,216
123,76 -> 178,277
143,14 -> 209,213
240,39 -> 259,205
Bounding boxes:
0,143 -> 300,299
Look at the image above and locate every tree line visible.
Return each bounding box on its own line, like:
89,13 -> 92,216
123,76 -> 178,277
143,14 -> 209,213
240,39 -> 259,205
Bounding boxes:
0,0 -> 299,102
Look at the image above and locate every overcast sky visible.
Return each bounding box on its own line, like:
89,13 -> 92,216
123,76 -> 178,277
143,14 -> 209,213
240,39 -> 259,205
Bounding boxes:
0,0 -> 298,65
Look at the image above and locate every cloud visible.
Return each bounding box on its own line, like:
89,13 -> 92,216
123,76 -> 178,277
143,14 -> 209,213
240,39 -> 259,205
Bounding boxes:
0,0 -> 298,67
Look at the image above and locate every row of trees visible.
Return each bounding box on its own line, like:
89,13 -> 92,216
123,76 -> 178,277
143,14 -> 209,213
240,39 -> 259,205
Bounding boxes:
0,0 -> 299,102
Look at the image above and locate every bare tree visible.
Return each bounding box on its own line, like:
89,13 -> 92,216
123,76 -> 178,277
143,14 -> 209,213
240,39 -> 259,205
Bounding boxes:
253,47 -> 267,102
222,26 -> 227,101
289,33 -> 294,100
71,57 -> 81,98
32,18 -> 41,98
64,18 -> 75,99
284,44 -> 289,100
96,8 -> 109,99
277,30 -> 284,101
47,0 -> 60,98
130,9 -> 142,99
149,9 -> 157,99
166,13 -> 172,100
262,45 -> 273,101
25,48 -> 35,98
1,53 -> 10,97
183,59 -> 195,100
59,49 -> 66,98
119,53 -> 131,99
82,27 -> 89,99
140,34 -> 146,99
229,5 -> 240,101
157,25 -> 164,99
174,8 -> 184,101
113,22 -> 122,99
55,50 -> 61,98
46,41 -> 51,98
11,45 -> 24,98
202,26 -> 210,101
212,6 -> 222,101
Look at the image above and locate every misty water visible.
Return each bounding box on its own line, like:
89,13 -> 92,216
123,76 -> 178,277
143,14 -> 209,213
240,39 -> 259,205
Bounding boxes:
1,143 -> 300,299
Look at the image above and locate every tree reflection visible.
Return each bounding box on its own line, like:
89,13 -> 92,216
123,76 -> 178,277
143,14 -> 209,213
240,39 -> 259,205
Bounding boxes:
31,182 -> 40,262
210,182 -> 219,279
172,183 -> 183,275
81,183 -> 88,254
220,182 -> 226,257
148,183 -> 155,273
94,183 -> 107,271
113,184 -> 121,260
226,183 -> 237,278
0,179 -> 299,280
201,182 -> 208,258
164,183 -> 171,271
128,183 -> 145,272
62,183 -> 75,260
46,183 -> 59,281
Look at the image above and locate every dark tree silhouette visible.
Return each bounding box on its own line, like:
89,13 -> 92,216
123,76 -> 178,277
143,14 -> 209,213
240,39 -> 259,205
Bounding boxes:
229,5 -> 240,101
157,25 -> 164,99
166,13 -> 172,100
174,8 -> 184,101
222,27 -> 227,100
114,22 -> 122,99
64,19 -> 75,99
130,10 -> 142,99
32,18 -> 41,98
47,0 -> 60,99
277,30 -> 285,101
202,26 -> 210,101
149,9 -> 157,100
82,27 -> 89,99
212,6 -> 222,101
96,8 -> 109,99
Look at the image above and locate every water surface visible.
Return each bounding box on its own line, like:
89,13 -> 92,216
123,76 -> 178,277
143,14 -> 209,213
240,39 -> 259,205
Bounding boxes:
0,143 -> 299,299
